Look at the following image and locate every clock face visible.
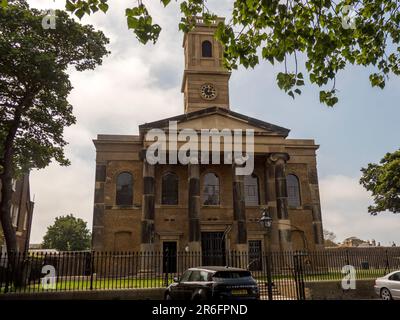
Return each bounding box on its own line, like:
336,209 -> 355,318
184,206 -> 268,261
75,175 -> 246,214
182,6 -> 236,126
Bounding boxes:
200,83 -> 217,100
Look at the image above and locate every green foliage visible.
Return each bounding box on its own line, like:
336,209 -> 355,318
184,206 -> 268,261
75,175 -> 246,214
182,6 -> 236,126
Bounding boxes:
60,0 -> 400,106
0,1 -> 109,175
360,149 -> 400,215
42,214 -> 91,251
125,4 -> 161,44
0,0 -> 8,9
0,0 -> 109,255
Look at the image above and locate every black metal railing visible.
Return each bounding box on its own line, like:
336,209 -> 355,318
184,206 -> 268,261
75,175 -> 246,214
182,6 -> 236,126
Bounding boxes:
1,248 -> 400,299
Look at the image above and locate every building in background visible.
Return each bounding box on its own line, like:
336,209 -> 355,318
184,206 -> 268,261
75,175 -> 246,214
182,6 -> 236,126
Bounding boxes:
0,173 -> 35,253
340,237 -> 380,248
91,17 -> 324,262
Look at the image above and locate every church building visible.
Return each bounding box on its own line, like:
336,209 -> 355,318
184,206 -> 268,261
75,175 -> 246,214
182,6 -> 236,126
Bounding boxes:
91,17 -> 324,261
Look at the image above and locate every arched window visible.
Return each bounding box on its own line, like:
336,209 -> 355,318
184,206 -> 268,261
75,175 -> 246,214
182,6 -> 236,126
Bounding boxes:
116,172 -> 133,205
202,40 -> 212,57
287,174 -> 301,207
162,172 -> 179,205
244,174 -> 259,206
202,173 -> 220,205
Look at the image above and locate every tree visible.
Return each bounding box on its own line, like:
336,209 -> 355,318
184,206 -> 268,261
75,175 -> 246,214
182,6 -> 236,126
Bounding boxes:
323,229 -> 337,242
53,0 -> 400,106
0,226 -> 4,247
360,149 -> 400,215
323,229 -> 338,247
0,1 -> 109,256
42,214 -> 91,251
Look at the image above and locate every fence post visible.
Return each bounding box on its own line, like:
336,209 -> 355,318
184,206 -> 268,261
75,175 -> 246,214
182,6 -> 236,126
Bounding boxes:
385,249 -> 390,274
90,251 -> 94,290
4,252 -> 10,294
293,252 -> 305,300
164,249 -> 169,287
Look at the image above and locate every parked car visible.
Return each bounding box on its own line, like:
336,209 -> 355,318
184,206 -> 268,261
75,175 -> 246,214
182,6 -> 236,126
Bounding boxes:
164,266 -> 260,300
374,270 -> 400,300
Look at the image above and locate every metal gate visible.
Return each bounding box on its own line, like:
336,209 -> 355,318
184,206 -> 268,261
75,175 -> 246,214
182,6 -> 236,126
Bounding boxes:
249,240 -> 262,271
201,232 -> 226,266
256,251 -> 306,300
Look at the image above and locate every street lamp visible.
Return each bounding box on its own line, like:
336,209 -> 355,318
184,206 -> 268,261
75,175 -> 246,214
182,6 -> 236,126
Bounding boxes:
259,207 -> 273,301
259,208 -> 273,229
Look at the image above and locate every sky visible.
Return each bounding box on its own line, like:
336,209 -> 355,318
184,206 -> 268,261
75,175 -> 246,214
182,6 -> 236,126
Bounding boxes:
27,0 -> 400,246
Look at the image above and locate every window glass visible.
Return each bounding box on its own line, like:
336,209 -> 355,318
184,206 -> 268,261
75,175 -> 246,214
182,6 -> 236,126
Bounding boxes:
11,205 -> 19,227
287,174 -> 301,207
202,173 -> 220,205
244,174 -> 259,206
202,40 -> 212,57
180,270 -> 192,282
116,172 -> 133,205
212,271 -> 251,279
162,172 -> 178,205
199,271 -> 209,281
23,210 -> 28,230
189,270 -> 202,282
390,272 -> 400,281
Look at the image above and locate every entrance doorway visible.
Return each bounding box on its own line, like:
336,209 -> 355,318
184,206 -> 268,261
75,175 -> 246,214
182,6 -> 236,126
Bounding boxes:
248,240 -> 262,271
201,232 -> 226,266
162,241 -> 177,273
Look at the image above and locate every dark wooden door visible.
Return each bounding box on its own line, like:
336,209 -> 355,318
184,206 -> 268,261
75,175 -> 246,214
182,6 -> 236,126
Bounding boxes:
163,241 -> 177,273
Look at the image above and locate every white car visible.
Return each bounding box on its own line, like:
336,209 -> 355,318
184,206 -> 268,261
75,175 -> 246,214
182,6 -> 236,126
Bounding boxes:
375,270 -> 400,300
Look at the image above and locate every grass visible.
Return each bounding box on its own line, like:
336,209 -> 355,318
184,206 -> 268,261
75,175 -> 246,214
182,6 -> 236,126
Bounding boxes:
253,268 -> 391,282
1,268 -> 393,293
1,277 -> 171,293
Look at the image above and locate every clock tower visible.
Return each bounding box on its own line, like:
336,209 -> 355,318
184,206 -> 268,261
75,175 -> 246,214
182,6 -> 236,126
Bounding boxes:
181,17 -> 231,113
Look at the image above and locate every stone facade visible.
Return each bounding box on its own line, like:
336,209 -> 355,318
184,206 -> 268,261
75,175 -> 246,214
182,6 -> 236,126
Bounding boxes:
91,18 -> 324,255
0,173 -> 34,252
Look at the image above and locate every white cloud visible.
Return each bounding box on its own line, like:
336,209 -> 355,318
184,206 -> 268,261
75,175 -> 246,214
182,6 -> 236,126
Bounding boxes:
28,0 -> 184,243
25,1 -> 400,247
30,156 -> 94,243
320,175 -> 400,246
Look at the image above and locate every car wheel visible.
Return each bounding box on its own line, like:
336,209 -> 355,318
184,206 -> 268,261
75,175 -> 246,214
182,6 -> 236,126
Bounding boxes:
380,288 -> 392,300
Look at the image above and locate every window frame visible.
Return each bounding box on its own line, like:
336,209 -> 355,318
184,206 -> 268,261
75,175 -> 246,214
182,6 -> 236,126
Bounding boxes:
201,40 -> 212,58
115,172 -> 134,206
389,272 -> 400,281
11,204 -> 19,227
202,172 -> 220,206
244,174 -> 260,207
286,173 -> 301,208
161,172 -> 179,205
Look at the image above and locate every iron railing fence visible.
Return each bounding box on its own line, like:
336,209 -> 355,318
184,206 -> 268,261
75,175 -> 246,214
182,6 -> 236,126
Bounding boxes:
1,248 -> 400,298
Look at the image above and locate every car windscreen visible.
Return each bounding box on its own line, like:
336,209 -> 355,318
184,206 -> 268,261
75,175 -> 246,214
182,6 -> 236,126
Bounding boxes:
212,271 -> 251,279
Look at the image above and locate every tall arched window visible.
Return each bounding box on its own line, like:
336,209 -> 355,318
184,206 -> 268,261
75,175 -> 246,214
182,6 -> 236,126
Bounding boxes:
202,40 -> 212,57
162,172 -> 179,205
244,174 -> 259,206
287,174 -> 301,207
202,173 -> 220,205
116,172 -> 133,205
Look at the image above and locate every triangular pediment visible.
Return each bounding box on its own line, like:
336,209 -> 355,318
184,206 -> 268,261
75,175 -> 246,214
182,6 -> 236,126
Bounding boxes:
139,107 -> 290,136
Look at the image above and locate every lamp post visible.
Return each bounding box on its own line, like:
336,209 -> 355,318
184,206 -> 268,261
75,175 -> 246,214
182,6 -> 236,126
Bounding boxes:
259,208 -> 273,301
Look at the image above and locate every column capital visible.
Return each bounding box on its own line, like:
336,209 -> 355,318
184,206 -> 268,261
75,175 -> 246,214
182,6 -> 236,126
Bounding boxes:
267,152 -> 290,165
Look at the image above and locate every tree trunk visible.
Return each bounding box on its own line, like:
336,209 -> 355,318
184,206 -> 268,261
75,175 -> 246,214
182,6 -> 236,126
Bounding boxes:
0,171 -> 18,254
0,94 -> 31,256
0,96 -> 29,288
0,137 -> 21,288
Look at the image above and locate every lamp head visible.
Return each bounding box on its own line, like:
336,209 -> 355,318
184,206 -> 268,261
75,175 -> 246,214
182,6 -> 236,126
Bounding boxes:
260,207 -> 273,229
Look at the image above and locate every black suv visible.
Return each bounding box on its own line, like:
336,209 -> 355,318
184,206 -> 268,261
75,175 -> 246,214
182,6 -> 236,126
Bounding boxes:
164,266 -> 260,300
